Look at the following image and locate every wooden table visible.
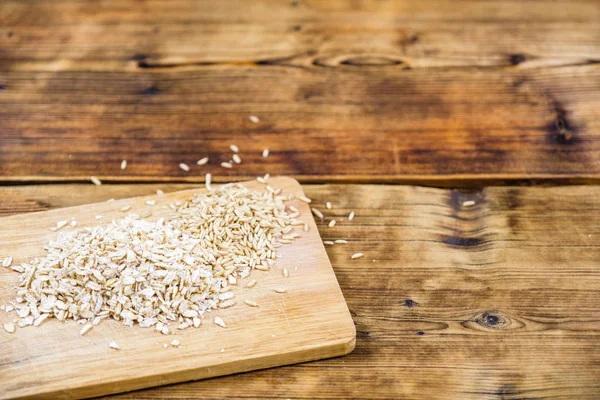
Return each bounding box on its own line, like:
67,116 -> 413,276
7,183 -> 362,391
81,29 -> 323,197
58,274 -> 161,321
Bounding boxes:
1,1 -> 599,398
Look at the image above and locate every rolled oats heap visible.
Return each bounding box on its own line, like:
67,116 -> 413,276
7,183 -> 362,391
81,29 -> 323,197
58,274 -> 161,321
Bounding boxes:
6,182 -> 303,333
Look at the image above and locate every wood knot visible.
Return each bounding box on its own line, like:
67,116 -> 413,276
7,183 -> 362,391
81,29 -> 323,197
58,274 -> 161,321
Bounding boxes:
356,330 -> 370,339
479,312 -> 504,328
462,311 -> 525,332
508,53 -> 526,66
546,99 -> 579,145
340,56 -> 409,68
403,299 -> 419,308
416,331 -> 425,336
129,54 -> 149,62
441,235 -> 484,248
140,85 -> 160,96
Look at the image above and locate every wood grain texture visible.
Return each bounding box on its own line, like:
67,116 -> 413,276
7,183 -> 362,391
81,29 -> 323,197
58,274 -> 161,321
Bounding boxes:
1,0 -> 599,184
0,182 -> 598,399
0,178 -> 355,399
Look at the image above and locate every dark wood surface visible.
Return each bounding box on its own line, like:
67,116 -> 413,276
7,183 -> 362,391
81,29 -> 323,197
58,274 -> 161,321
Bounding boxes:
1,183 -> 599,399
1,0 -> 599,184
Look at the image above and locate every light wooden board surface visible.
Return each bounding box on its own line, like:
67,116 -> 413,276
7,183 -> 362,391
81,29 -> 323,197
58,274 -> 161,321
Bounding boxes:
0,183 -> 599,399
0,177 -> 356,400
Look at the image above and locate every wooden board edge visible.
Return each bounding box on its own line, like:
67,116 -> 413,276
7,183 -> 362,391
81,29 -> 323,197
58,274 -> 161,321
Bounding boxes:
15,329 -> 356,400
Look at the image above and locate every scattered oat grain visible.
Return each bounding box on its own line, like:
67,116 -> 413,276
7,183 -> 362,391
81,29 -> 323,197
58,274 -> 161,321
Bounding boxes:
108,341 -> 120,350
197,157 -> 209,165
120,160 -> 127,170
244,299 -> 258,307
4,322 -> 15,333
326,202 -> 332,209
323,241 -> 334,245
232,154 -> 242,164
463,200 -> 476,207
91,176 -> 102,186
230,144 -> 239,153
55,220 -> 68,231
156,189 -> 164,196
80,324 -> 93,336
274,288 -> 287,293
170,339 -> 180,347
120,205 -> 131,212
262,148 -> 269,158
221,162 -> 233,169
328,220 -> 336,228
145,200 -> 156,206
335,239 -> 348,244
249,115 -> 260,123
351,253 -> 364,259
205,173 -> 212,190
2,257 -> 13,268
283,268 -> 289,278
297,195 -> 312,203
179,163 -> 190,172
214,317 -> 227,328
246,279 -> 257,288
348,211 -> 355,221
311,208 -> 324,219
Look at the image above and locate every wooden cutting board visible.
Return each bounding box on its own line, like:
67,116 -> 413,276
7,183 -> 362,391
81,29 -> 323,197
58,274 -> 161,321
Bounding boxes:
0,177 -> 355,400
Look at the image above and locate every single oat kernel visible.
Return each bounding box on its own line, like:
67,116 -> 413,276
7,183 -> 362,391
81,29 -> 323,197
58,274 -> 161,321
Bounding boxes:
3,322 -> 15,334
80,324 -> 93,336
246,279 -> 257,288
214,317 -> 227,328
179,163 -> 190,172
244,300 -> 258,307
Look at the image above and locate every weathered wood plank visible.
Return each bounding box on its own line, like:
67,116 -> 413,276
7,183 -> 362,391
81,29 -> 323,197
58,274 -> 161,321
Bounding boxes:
0,65 -> 599,184
1,2 -> 598,72
1,182 -> 598,399
1,0 -> 599,184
